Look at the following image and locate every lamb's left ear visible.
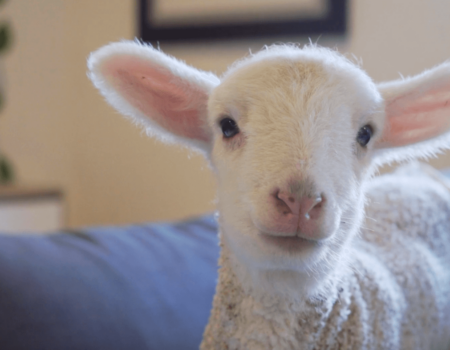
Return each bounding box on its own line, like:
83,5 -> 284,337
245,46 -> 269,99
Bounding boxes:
375,62 -> 450,163
87,41 -> 220,153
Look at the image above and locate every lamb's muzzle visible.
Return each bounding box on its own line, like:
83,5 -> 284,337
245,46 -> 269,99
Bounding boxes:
275,190 -> 323,220
264,188 -> 324,237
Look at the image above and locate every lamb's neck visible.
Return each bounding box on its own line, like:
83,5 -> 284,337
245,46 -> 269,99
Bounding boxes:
201,236 -> 344,350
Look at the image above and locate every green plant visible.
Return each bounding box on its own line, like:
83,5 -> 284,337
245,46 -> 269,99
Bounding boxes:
0,0 -> 13,184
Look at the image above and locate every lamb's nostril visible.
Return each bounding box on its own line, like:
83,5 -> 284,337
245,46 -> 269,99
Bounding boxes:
275,190 -> 302,216
274,190 -> 296,216
304,194 -> 324,220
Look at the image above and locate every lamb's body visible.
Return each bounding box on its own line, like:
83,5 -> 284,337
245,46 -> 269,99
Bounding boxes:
88,42 -> 450,349
202,167 -> 450,349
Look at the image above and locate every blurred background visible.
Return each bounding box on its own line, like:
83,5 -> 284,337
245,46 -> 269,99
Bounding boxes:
0,0 -> 449,230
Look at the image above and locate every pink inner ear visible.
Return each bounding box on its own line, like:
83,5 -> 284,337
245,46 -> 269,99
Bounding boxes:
380,84 -> 450,147
101,55 -> 211,143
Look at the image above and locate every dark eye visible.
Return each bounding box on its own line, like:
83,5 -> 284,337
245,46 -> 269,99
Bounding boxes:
219,117 -> 239,138
356,125 -> 373,147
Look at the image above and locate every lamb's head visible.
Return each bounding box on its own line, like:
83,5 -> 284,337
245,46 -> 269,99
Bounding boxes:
208,47 -> 383,275
88,42 -> 450,287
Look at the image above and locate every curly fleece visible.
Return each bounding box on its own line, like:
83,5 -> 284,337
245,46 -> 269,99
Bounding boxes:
201,165 -> 450,350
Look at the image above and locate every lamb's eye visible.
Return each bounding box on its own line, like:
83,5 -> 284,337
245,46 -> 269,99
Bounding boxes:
220,117 -> 239,138
356,125 -> 373,147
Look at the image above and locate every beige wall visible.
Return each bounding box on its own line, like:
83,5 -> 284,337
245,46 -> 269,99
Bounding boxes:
1,0 -> 450,228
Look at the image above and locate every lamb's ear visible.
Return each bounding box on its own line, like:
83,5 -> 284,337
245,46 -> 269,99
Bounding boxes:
87,41 -> 220,153
374,62 -> 450,164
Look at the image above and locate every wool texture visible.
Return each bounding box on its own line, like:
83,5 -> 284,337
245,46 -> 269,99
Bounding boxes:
201,164 -> 450,350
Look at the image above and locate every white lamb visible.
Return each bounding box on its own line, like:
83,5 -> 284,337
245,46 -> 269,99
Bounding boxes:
87,42 -> 450,349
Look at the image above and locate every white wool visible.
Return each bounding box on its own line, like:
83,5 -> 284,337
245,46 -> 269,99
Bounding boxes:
201,164 -> 450,349
87,41 -> 450,349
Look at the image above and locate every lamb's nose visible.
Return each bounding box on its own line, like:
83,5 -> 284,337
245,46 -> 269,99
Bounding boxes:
275,190 -> 324,221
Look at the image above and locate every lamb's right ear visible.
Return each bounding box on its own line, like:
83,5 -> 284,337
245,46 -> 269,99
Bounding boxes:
87,41 -> 220,153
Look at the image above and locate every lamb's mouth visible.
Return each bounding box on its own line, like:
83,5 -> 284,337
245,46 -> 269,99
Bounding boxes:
258,233 -> 319,252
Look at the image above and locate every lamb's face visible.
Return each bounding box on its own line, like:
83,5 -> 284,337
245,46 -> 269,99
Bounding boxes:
89,41 -> 450,278
208,55 -> 383,272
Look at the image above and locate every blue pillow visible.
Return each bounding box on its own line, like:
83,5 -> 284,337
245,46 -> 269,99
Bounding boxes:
0,215 -> 219,350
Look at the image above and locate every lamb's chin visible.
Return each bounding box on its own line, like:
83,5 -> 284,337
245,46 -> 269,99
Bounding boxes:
225,229 -> 330,274
228,237 -> 337,300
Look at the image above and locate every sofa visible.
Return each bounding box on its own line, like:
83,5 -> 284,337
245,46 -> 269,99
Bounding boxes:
0,214 -> 219,350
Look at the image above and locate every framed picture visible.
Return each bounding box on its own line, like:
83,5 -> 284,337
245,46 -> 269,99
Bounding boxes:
138,0 -> 347,43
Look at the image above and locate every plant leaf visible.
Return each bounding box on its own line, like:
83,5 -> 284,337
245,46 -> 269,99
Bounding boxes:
0,155 -> 14,183
0,24 -> 11,53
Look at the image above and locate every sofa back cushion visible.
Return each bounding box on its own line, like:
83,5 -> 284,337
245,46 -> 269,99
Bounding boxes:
0,215 -> 219,350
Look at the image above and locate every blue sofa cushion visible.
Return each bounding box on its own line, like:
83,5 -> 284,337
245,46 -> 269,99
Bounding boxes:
0,215 -> 219,350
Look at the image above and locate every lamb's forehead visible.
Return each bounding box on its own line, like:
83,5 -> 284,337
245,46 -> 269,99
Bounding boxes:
213,45 -> 381,112
224,45 -> 368,81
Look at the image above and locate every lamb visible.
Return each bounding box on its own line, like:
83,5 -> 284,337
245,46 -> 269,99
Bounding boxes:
87,41 -> 450,349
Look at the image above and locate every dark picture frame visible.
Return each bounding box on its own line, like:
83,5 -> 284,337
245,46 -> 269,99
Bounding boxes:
138,0 -> 347,43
